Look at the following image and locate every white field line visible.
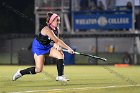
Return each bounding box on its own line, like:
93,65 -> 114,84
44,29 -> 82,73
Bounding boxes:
9,84 -> 140,93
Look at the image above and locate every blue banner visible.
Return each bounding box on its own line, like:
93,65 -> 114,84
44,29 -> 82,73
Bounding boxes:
73,12 -> 132,30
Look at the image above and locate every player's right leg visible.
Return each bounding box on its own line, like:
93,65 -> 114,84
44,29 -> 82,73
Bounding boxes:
49,47 -> 69,82
12,54 -> 45,81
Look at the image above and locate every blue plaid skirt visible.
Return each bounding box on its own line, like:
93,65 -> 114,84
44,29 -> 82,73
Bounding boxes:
32,38 -> 53,56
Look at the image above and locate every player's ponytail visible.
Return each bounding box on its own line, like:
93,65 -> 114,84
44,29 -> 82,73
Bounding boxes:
46,12 -> 53,24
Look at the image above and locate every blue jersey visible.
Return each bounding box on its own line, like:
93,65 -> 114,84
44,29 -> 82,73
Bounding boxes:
32,26 -> 59,56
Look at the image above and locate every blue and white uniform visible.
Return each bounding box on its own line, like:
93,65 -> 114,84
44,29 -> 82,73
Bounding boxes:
32,26 -> 58,56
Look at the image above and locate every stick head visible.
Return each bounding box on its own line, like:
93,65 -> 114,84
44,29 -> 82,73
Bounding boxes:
101,58 -> 107,61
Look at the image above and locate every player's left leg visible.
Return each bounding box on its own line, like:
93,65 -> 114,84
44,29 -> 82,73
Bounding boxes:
12,54 -> 45,81
12,67 -> 36,81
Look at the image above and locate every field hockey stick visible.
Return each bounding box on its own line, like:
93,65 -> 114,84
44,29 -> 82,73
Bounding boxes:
62,49 -> 107,61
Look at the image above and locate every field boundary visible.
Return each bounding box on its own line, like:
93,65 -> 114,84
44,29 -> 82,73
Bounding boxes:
9,84 -> 140,93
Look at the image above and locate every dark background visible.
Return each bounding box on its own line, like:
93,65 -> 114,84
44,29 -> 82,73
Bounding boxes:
0,0 -> 35,34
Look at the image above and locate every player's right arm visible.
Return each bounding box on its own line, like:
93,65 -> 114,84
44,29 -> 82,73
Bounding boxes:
41,26 -> 74,54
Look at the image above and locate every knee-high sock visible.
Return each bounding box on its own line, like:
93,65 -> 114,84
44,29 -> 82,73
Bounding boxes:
57,59 -> 64,76
20,67 -> 36,76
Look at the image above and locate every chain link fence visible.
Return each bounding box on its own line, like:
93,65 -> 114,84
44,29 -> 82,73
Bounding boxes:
0,34 -> 140,65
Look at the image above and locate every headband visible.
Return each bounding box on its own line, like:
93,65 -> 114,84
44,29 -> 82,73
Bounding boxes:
48,13 -> 58,24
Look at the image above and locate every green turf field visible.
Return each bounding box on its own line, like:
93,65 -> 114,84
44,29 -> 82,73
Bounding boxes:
0,65 -> 140,93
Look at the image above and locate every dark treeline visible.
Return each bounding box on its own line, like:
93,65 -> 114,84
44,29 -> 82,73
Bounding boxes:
0,0 -> 35,34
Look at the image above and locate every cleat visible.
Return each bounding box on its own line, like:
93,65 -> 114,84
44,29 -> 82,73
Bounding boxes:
56,75 -> 70,82
12,70 -> 22,81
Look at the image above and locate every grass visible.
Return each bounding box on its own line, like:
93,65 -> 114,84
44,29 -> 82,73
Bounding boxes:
0,65 -> 140,93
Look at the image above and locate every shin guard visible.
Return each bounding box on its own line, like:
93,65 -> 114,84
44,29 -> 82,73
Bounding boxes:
57,59 -> 64,76
20,67 -> 36,75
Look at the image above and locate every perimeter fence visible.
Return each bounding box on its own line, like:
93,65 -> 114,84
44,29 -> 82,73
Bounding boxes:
0,32 -> 140,65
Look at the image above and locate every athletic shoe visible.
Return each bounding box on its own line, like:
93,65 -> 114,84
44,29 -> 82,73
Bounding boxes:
56,75 -> 70,81
12,70 -> 22,81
